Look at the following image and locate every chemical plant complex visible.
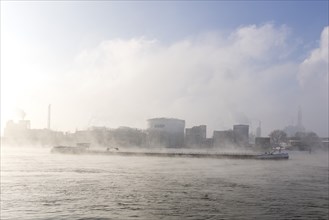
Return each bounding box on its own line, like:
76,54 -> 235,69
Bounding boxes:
2,116 -> 247,148
2,112 -> 328,151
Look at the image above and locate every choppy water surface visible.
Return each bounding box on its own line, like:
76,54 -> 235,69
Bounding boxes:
1,147 -> 328,219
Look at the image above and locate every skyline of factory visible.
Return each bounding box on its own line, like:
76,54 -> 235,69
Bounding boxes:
2,115 -> 254,148
2,105 -> 327,150
2,105 -> 257,146
3,115 -> 327,151
3,104 -> 309,135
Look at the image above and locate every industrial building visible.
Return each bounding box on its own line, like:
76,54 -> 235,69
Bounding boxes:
213,130 -> 235,148
233,124 -> 249,146
185,125 -> 207,147
3,119 -> 68,146
3,120 -> 31,144
147,118 -> 185,148
111,127 -> 147,147
73,126 -> 147,147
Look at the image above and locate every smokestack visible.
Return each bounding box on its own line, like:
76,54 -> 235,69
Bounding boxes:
297,105 -> 302,128
48,104 -> 51,130
256,121 -> 262,137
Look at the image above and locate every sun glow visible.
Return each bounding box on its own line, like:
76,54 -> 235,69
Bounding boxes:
1,30 -> 35,134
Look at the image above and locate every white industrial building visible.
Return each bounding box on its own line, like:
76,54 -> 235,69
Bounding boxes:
147,118 -> 185,148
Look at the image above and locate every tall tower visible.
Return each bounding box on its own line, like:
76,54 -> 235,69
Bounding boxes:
48,104 -> 51,130
296,105 -> 305,133
256,121 -> 262,137
297,106 -> 302,128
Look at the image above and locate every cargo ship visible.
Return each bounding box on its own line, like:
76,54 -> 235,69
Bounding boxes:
51,145 -> 289,160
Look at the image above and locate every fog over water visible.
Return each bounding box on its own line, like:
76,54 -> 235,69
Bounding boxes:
1,2 -> 328,219
1,146 -> 328,219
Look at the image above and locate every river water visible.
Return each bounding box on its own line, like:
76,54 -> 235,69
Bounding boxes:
1,146 -> 328,219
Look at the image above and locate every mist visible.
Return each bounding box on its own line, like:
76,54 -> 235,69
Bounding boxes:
2,25 -> 328,137
1,2 -> 328,219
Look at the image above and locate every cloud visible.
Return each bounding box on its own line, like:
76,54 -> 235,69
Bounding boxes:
4,23 -> 327,137
230,23 -> 290,61
298,26 -> 328,87
297,26 -> 328,136
52,23 -> 300,136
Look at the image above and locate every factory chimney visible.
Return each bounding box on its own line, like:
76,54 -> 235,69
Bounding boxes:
297,106 -> 302,128
48,104 -> 51,130
256,121 -> 262,137
296,105 -> 305,133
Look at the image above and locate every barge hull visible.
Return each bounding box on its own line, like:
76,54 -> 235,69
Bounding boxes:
51,147 -> 288,160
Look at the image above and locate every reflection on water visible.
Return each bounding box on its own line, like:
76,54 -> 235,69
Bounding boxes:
1,147 -> 328,219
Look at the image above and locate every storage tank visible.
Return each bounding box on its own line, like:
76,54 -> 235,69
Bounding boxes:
147,118 -> 185,148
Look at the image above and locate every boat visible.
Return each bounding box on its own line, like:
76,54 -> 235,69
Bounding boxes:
51,146 -> 87,154
256,150 -> 289,160
51,143 -> 90,154
51,146 -> 289,160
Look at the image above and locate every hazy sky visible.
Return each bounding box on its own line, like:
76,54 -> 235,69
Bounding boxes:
1,1 -> 328,137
